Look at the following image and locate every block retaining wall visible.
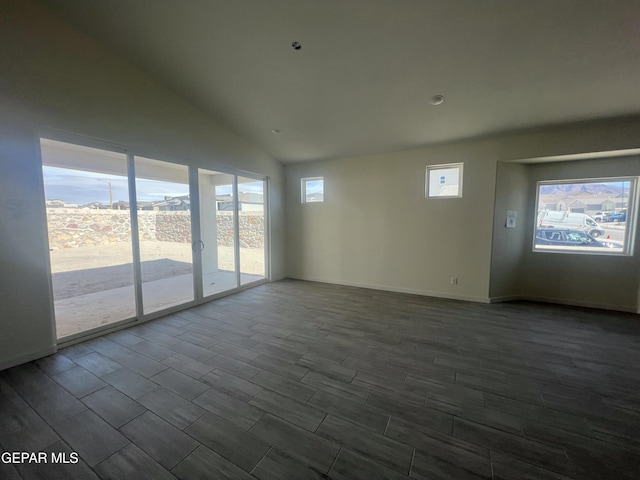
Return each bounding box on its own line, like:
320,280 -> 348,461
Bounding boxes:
46,209 -> 264,249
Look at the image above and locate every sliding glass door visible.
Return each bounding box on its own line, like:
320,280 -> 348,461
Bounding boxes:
198,169 -> 237,297
41,137 -> 268,340
41,139 -> 136,338
135,156 -> 194,314
197,171 -> 267,298
238,176 -> 266,286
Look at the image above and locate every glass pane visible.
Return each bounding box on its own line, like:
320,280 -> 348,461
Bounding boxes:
135,156 -> 194,313
303,177 -> 324,203
238,176 -> 266,285
198,169 -> 238,296
535,179 -> 632,254
427,164 -> 462,198
41,139 -> 135,338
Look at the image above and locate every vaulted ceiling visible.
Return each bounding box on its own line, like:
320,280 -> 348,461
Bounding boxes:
39,0 -> 640,164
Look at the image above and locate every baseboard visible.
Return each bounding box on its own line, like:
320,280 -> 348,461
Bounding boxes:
287,275 -> 491,304
520,295 -> 637,313
0,345 -> 57,372
286,277 -> 638,313
488,295 -> 525,303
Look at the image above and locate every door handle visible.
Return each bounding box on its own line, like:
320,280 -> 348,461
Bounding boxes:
199,240 -> 205,252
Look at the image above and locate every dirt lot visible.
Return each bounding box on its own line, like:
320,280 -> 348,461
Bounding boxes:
50,241 -> 265,298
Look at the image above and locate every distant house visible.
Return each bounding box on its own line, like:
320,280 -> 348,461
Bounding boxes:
138,195 -> 190,211
112,201 -> 130,210
216,192 -> 264,211
539,191 -> 622,215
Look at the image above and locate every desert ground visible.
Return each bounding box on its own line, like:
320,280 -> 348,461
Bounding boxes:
49,241 -> 265,337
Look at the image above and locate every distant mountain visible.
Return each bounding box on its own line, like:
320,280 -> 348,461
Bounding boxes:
539,183 -> 629,196
306,192 -> 324,202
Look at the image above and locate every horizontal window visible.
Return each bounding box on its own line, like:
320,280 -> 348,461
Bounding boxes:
534,177 -> 637,255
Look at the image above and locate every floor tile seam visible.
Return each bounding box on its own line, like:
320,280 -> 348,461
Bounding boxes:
469,409 -> 524,439
523,417 -> 640,454
0,397 -> 67,453
203,373 -> 265,403
534,399 -> 619,426
185,409 -> 286,458
325,445 -> 342,477
115,408 -> 157,435
132,347 -> 179,363
34,355 -> 77,377
383,415 -> 391,436
162,438 -> 200,472
329,439 -> 413,477
148,371 -> 211,399
383,421 -> 495,463
246,366 -> 316,394
585,413 -> 640,439
246,397 -> 326,433
510,402 -> 599,431
81,382 -> 149,426
48,372 -> 109,401
318,413 -> 419,459
248,445 -> 273,475
561,447 -> 580,479
91,351 -> 171,378
409,447 -> 415,477
488,449 -> 495,478
86,438 -> 132,469
156,362 -> 214,381
453,381 -> 546,404
452,416 -> 574,456
313,413 -> 328,434
462,432 -> 572,470
17,383 -> 91,431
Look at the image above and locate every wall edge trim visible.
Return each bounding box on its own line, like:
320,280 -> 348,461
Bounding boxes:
286,275 -> 491,303
0,346 -> 57,372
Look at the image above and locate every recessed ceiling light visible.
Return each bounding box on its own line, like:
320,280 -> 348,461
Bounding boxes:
271,128 -> 282,134
429,95 -> 445,106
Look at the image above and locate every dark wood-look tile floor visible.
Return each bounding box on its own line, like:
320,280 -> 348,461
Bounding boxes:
1,279 -> 640,479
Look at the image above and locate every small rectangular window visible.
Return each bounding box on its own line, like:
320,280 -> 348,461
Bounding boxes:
302,177 -> 324,203
534,177 -> 637,255
426,163 -> 463,198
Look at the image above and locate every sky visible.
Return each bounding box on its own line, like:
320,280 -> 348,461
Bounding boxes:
305,179 -> 323,195
42,166 -> 263,204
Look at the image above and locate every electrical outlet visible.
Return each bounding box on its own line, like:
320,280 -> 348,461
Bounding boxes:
451,277 -> 458,285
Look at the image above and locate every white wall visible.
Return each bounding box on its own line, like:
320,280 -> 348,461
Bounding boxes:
489,162 -> 529,301
286,120 -> 640,313
518,157 -> 640,312
0,0 -> 284,369
285,142 -> 498,302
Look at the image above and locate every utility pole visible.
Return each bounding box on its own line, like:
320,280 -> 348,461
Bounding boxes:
97,179 -> 113,209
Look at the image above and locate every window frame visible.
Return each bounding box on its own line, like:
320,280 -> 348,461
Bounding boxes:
533,176 -> 638,256
425,163 -> 463,198
301,176 -> 324,204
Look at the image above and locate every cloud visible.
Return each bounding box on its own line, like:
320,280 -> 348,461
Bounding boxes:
43,166 -> 189,204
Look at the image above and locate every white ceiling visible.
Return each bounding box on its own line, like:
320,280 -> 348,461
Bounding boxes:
39,0 -> 640,164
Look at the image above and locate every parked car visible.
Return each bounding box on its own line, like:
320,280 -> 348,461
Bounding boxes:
538,211 -> 605,237
606,210 -> 626,222
535,228 -> 622,248
593,211 -> 613,222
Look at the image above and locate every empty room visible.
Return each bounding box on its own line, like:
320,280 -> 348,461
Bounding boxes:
1,1 -> 639,479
